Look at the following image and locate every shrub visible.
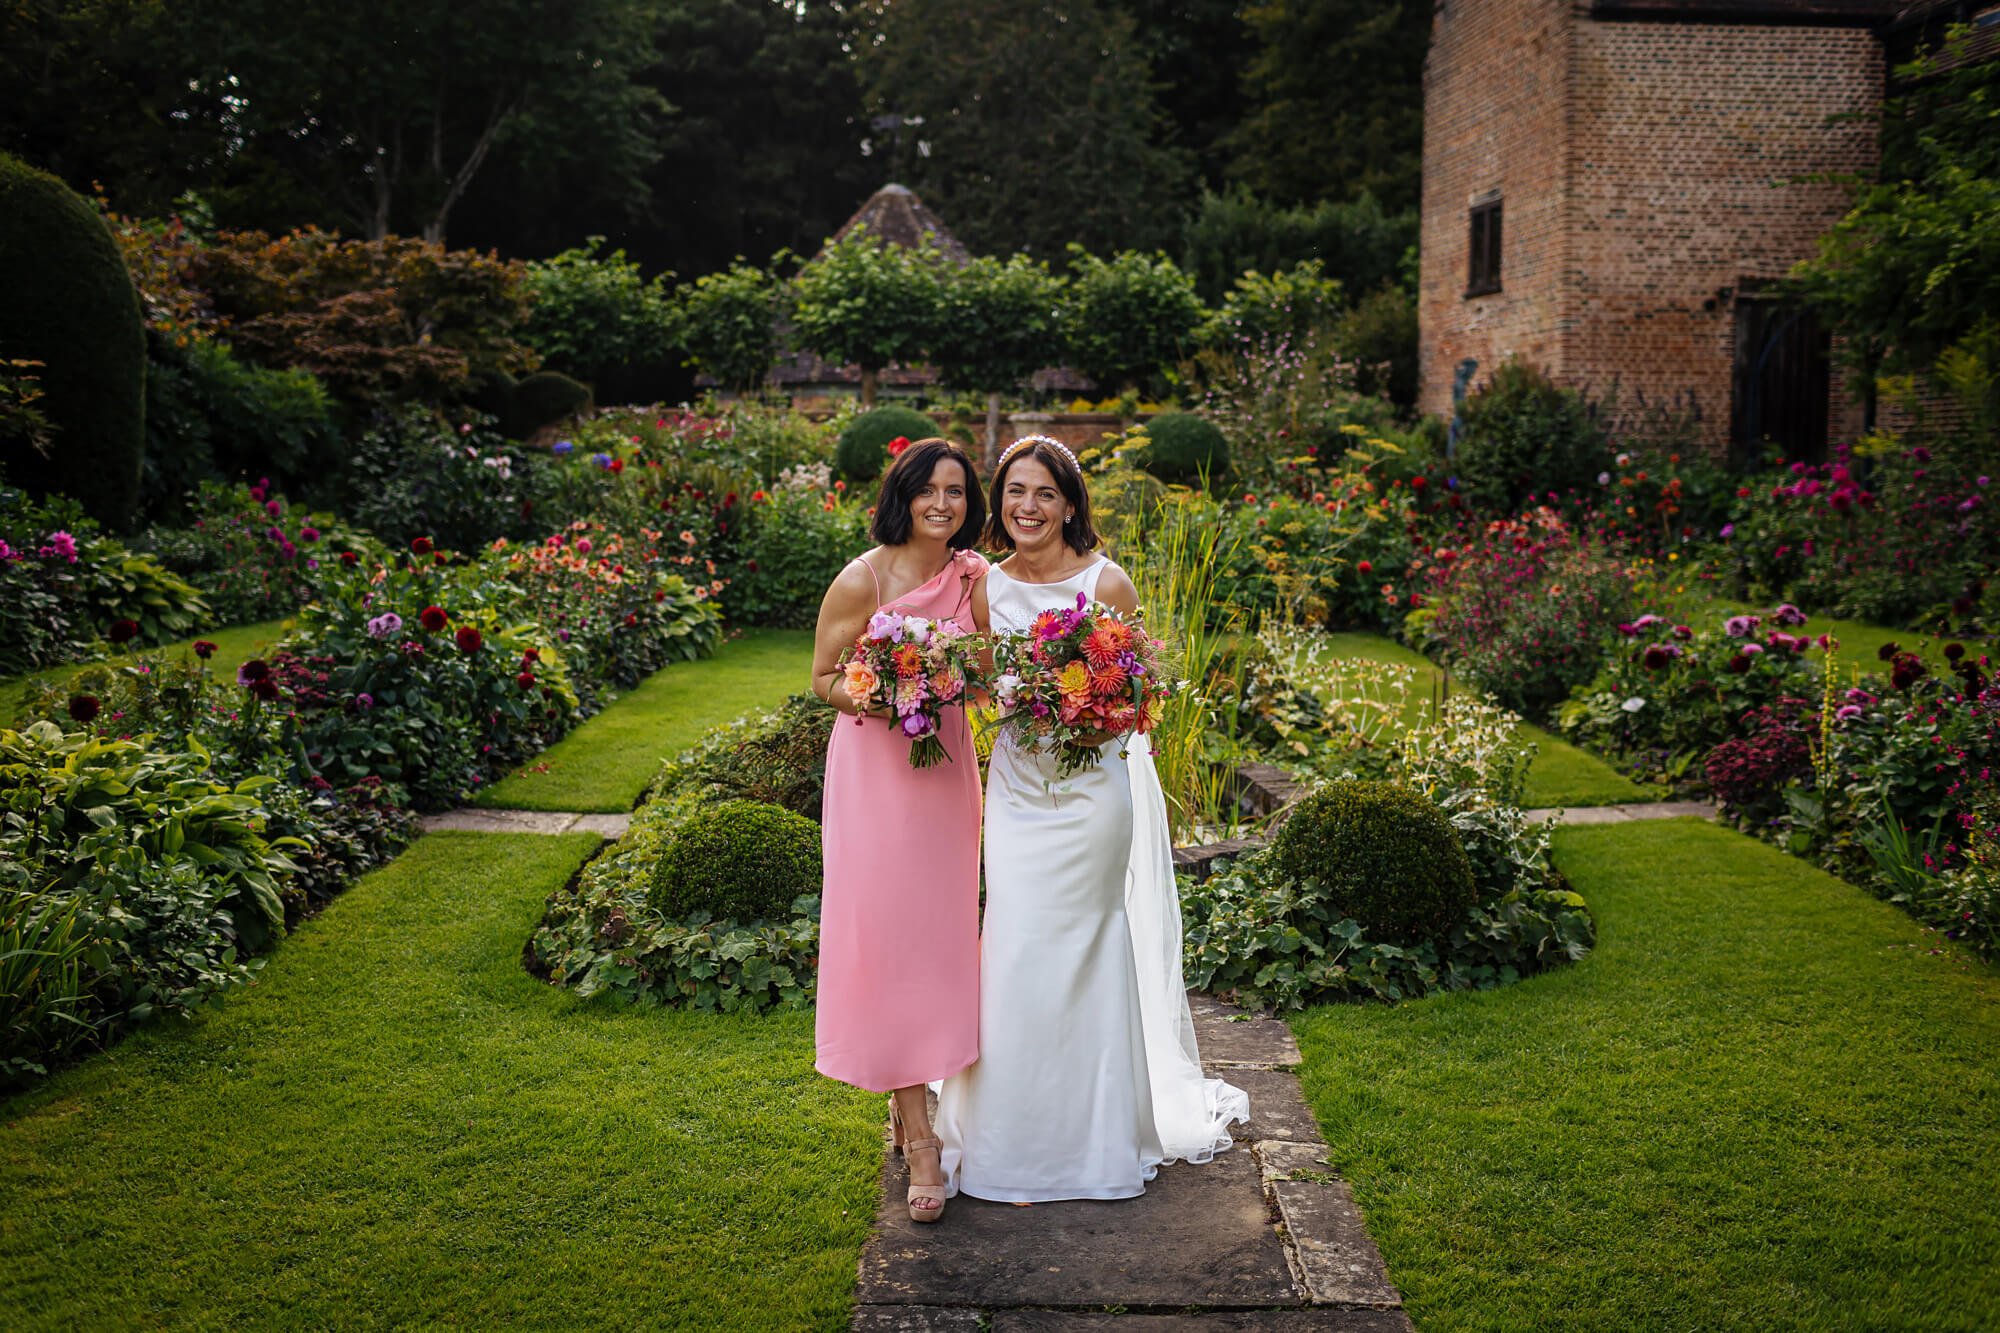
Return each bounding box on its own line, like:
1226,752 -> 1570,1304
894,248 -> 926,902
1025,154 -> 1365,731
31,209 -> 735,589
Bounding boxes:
520,238 -> 677,388
142,334 -> 339,517
1181,187 -> 1414,307
653,693 -> 835,819
1062,248 -> 1206,395
502,370 -> 592,440
649,799 -> 822,924
1453,359 -> 1609,514
1331,283 -> 1418,410
1415,509 -> 1637,719
677,262 -> 781,393
833,405 -> 935,484
1197,260 -> 1343,353
0,153 -> 147,528
1141,412 -> 1230,485
1705,700 -> 1816,821
1267,779 -> 1478,942
528,790 -> 818,1014
719,488 -> 874,628
335,406 -> 556,552
135,481 -> 359,625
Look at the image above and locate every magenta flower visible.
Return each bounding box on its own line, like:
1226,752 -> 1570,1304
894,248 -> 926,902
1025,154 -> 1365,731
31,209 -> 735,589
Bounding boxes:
44,530 -> 78,563
901,713 -> 934,738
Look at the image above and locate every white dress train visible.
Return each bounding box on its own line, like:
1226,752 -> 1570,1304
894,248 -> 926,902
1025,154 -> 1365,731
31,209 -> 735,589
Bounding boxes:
935,557 -> 1248,1202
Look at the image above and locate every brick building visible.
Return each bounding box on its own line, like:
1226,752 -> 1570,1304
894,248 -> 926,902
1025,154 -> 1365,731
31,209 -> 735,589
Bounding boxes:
1418,0 -> 1992,463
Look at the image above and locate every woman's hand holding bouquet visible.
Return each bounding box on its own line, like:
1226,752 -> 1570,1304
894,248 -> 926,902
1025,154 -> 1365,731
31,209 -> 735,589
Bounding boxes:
838,611 -> 986,768
992,594 -> 1175,779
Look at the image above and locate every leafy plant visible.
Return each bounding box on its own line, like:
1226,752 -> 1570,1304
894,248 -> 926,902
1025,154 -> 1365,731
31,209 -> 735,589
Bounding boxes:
648,799 -> 822,923
1061,246 -> 1205,395
1267,779 -> 1478,942
788,227 -> 943,405
1452,359 -> 1610,515
520,237 -> 677,387
677,261 -> 782,393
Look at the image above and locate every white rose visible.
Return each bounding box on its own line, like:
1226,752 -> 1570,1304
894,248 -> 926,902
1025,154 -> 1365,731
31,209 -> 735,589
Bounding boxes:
902,616 -> 931,644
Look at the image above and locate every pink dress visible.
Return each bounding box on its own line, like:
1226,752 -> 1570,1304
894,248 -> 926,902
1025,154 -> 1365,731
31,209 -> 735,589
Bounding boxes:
815,547 -> 987,1092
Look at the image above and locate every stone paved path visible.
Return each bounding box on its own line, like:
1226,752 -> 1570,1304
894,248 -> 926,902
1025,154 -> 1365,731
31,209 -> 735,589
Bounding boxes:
850,996 -> 1412,1332
418,807 -> 632,838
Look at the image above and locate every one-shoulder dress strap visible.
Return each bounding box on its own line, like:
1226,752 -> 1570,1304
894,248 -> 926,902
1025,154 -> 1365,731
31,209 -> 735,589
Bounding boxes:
855,553 -> 884,608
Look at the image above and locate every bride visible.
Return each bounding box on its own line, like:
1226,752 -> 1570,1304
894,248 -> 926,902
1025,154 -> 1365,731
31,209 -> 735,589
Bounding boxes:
934,435 -> 1248,1203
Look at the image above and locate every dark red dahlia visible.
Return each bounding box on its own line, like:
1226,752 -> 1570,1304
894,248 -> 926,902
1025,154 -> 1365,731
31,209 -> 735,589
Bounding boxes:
411,536 -> 435,555
107,618 -> 140,644
420,605 -> 449,632
68,694 -> 100,723
192,640 -> 217,660
455,626 -> 483,653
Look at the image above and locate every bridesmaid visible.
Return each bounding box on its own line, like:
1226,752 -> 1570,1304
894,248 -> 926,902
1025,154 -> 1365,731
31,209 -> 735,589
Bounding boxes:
811,437 -> 989,1225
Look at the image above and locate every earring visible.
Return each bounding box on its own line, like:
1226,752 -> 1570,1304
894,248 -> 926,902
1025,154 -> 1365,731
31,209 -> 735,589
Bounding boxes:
1064,514 -> 1073,524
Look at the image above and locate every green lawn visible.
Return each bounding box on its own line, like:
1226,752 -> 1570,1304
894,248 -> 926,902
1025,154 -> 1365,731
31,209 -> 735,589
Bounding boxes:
474,628 -> 815,812
1664,589 -> 1972,672
0,616 -> 295,721
1310,632 -> 1651,808
1292,819 -> 2000,1331
0,832 -> 880,1331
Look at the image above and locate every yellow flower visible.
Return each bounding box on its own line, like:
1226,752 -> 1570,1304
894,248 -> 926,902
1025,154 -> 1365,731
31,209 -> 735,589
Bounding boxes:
1055,661 -> 1092,699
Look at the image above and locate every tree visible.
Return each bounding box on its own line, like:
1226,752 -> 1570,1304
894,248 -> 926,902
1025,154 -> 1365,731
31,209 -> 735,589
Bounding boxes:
178,0 -> 666,244
789,228 -> 945,406
930,255 -> 1066,467
1181,187 -> 1414,306
1792,33 -> 2000,417
1121,0 -> 1257,193
679,261 -> 783,395
520,239 -> 678,391
851,0 -> 1194,258
1228,0 -> 1431,213
1061,248 -> 1205,396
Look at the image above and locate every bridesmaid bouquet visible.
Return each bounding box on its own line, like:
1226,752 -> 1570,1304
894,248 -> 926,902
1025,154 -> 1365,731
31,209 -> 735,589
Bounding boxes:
992,594 -> 1174,779
839,611 -> 984,768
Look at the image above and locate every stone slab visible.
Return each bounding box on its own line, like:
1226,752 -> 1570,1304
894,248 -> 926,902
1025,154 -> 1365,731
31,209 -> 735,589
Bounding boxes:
1270,1178 -> 1401,1308
1256,1140 -> 1337,1184
418,808 -> 580,835
1190,994 -> 1301,1070
1521,801 -> 1716,826
1613,800 -> 1715,821
567,812 -> 632,839
857,1144 -> 1297,1309
1225,1069 -> 1326,1148
851,1307 -> 984,1332
993,1310 -> 1412,1332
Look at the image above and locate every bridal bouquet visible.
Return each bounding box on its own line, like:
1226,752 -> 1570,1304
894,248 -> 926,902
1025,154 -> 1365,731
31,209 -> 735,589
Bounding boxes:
993,594 -> 1174,779
838,611 -> 984,768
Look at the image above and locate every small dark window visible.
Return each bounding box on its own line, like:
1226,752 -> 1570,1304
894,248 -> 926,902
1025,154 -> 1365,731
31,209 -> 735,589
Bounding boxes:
1467,199 -> 1502,297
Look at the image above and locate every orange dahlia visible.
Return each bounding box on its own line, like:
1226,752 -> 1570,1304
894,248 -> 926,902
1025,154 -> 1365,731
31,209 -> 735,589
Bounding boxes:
892,642 -> 925,678
1089,663 -> 1129,698
1081,621 -> 1132,667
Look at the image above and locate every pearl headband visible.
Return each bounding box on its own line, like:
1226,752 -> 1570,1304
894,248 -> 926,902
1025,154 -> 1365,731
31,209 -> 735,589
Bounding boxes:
996,433 -> 1079,471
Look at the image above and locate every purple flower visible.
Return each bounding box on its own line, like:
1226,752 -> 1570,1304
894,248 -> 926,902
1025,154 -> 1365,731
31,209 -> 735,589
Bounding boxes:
1772,603 -> 1807,627
1959,497 -> 1980,514
355,692 -> 375,710
1742,642 -> 1765,656
867,610 -> 906,642
901,713 -> 934,738
1978,476 -> 1990,487
553,440 -> 574,455
45,530 -> 78,563
266,499 -> 282,517
1836,705 -> 1863,722
367,611 -> 404,639
593,452 -> 614,469
1724,615 -> 1758,638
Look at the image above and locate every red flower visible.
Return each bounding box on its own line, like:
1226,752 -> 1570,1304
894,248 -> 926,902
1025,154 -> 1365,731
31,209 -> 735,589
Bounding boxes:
193,640 -> 218,659
456,626 -> 483,653
609,459 -> 624,473
521,647 -> 540,666
434,552 -> 447,566
724,491 -> 739,507
624,612 -> 639,627
887,437 -> 911,457
517,670 -> 536,689
411,536 -> 434,555
421,606 -> 449,632
751,490 -> 768,503
653,589 -> 666,602
108,618 -> 140,644
250,677 -> 281,702
1412,476 -> 1428,490
1357,559 -> 1373,575
341,551 -> 359,566
237,658 -> 271,685
68,694 -> 100,723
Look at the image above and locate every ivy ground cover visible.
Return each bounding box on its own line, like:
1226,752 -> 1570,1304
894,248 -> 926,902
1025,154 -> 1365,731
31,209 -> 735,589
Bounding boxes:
1292,818 -> 1999,1330
0,831 -> 881,1329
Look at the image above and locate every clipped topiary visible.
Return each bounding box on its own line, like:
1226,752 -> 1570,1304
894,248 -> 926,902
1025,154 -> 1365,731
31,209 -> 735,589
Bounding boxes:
0,153 -> 146,528
1140,411 -> 1229,485
834,404 -> 935,484
1267,779 -> 1477,942
502,370 -> 592,440
649,799 -> 823,923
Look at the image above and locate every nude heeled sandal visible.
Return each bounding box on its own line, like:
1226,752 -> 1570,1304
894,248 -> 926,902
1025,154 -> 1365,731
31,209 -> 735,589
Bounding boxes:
902,1136 -> 947,1224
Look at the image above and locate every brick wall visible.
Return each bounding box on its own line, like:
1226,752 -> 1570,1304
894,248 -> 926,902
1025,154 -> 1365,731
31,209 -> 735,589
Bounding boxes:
1564,18 -> 1881,451
1420,3 -> 1885,456
1419,0 -> 1576,423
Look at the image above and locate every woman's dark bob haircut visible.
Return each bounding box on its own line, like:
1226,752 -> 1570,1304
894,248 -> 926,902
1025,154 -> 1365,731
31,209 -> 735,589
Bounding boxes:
870,437 -> 985,549
982,437 -> 1099,555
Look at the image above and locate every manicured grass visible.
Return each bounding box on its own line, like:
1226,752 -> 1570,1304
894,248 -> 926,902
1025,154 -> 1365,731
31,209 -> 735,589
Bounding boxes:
0,832 -> 881,1331
0,616 -> 294,720
1310,632 -> 1651,808
1292,819 -> 2000,1331
475,628 -> 816,812
1667,588 -> 1974,671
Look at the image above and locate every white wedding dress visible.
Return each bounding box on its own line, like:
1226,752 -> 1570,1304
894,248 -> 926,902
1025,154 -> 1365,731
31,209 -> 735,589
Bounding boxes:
935,556 -> 1248,1202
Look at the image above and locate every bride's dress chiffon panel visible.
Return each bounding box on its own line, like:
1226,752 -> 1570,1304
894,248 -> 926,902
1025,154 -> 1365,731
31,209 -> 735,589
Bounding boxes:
936,556 -> 1249,1203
